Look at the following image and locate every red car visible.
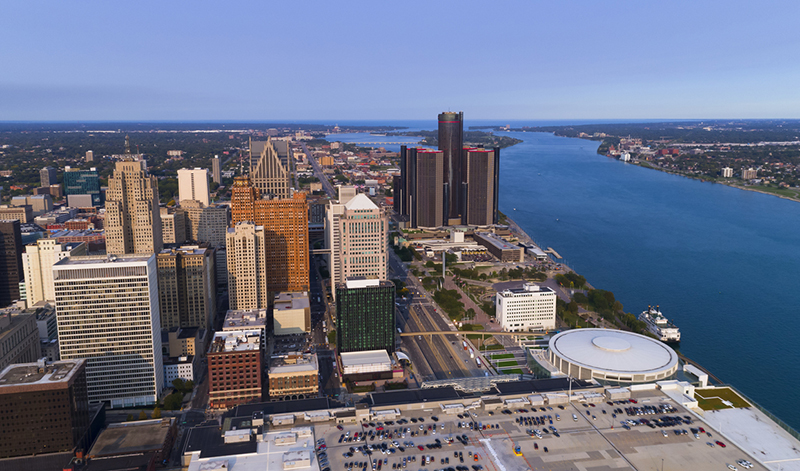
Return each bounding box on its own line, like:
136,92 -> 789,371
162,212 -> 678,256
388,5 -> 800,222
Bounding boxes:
715,441 -> 726,448
629,399 -> 638,404
418,445 -> 425,451
376,426 -> 384,431
362,423 -> 369,428
337,425 -> 344,431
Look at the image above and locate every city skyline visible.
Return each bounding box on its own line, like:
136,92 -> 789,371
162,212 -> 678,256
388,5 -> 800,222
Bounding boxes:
2,1 -> 800,121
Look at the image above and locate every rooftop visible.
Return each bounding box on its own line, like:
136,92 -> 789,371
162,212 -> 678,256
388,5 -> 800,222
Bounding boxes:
340,350 -> 391,367
0,359 -> 84,391
209,330 -> 262,353
343,193 -> 378,211
89,418 -> 175,457
159,244 -> 210,256
474,231 -> 519,251
270,353 -> 318,375
273,292 -> 310,311
222,309 -> 267,331
54,253 -> 152,266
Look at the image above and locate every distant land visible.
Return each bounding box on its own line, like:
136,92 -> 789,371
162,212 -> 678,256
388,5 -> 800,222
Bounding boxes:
473,120 -> 800,202
388,129 -> 523,149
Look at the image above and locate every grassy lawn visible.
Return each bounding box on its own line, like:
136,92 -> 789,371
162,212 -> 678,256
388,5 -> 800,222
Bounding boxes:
483,344 -> 506,351
747,185 -> 800,199
497,361 -> 519,367
459,323 -> 484,331
694,387 -> 751,411
501,368 -> 524,375
491,354 -> 514,360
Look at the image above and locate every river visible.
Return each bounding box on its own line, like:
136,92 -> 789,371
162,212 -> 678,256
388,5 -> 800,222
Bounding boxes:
326,124 -> 800,431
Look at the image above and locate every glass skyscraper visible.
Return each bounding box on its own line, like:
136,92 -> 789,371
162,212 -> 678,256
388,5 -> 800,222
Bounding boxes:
336,278 -> 395,353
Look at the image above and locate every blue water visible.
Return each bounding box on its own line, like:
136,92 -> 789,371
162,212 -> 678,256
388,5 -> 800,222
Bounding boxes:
326,124 -> 800,431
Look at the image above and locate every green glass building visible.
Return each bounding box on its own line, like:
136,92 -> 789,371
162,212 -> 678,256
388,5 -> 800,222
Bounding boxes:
63,166 -> 102,206
336,278 -> 395,353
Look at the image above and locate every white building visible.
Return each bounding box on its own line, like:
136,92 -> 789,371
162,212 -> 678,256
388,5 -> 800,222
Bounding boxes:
53,254 -> 164,408
722,167 -> 733,178
164,355 -> 196,384
178,168 -> 211,207
22,238 -> 87,307
325,188 -> 388,299
226,222 -> 268,310
496,283 -> 557,332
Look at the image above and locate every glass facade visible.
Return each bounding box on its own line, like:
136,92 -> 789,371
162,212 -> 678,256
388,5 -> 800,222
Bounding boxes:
336,281 -> 395,353
64,169 -> 102,206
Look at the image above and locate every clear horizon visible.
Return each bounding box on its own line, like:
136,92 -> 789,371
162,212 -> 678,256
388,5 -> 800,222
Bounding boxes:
3,1 -> 799,121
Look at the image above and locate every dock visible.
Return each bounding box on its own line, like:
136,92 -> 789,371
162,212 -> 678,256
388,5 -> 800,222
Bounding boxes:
545,247 -> 563,259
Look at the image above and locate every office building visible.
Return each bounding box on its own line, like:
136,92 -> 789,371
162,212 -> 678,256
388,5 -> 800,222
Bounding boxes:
249,137 -> 291,199
0,304 -> 41,370
0,220 -> 23,306
473,232 -> 524,262
335,278 -> 395,354
496,283 -> 557,332
22,238 -> 87,307
462,147 -> 499,226
164,326 -> 204,358
438,111 -> 464,223
397,147 -> 445,228
105,159 -> 163,255
85,150 -> 94,163
326,192 -> 388,293
0,205 -> 32,223
157,245 -> 216,330
0,359 -> 90,459
53,254 -> 164,408
207,330 -> 262,409
397,112 -> 499,228
160,207 -> 188,244
11,194 -> 53,216
164,355 -> 197,384
231,176 -> 309,292
182,200 -> 229,247
178,168 -> 211,207
212,155 -> 221,184
273,292 -> 310,335
226,222 -> 268,310
268,353 -> 318,401
40,166 -> 57,187
63,166 -> 102,206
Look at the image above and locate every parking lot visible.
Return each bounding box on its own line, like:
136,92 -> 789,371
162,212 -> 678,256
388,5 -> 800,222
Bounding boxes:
301,389 -> 766,471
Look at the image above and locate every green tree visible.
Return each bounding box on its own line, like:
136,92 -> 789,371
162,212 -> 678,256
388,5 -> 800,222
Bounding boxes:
127,414 -> 134,421
172,378 -> 186,392
327,330 -> 336,345
139,410 -> 148,420
163,392 -> 184,410
152,407 -> 162,419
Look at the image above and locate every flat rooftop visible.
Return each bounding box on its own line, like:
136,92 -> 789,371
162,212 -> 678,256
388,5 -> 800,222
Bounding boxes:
270,353 -> 318,374
274,291 -> 310,311
369,386 -> 462,406
493,377 -> 596,395
90,418 -> 174,457
209,330 -> 261,353
222,309 -> 267,331
340,349 -> 391,367
54,254 -> 151,266
232,397 -> 339,418
0,359 -> 84,390
474,231 -> 519,251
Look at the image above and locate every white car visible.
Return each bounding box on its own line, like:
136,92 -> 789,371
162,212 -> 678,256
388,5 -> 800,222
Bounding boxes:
736,460 -> 754,469
727,465 -> 737,471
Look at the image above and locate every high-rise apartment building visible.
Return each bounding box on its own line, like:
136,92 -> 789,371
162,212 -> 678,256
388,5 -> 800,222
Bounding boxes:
181,200 -> 229,248
0,359 -> 90,459
212,155 -> 222,184
157,245 -> 217,330
397,112 -> 500,228
336,278 -> 395,354
0,220 -> 23,306
63,166 -> 102,206
160,207 -> 187,245
226,222 -> 268,310
105,160 -> 163,254
53,254 -> 164,408
22,238 -> 87,307
249,137 -> 291,199
326,192 -> 388,294
231,176 -> 309,292
742,167 -> 758,180
722,167 -> 733,178
178,168 -> 211,207
85,150 -> 94,163
207,330 -> 262,409
40,166 -> 57,187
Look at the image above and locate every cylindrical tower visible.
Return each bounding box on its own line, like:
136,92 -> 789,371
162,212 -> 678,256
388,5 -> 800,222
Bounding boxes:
438,111 -> 464,222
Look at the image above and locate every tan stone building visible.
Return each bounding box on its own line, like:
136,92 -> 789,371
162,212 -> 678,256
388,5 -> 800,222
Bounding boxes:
0,305 -> 42,372
267,353 -> 318,401
226,222 -> 268,310
105,160 -> 163,254
160,207 -> 187,245
181,200 -> 229,248
273,292 -> 310,336
22,238 -> 87,307
157,245 -> 216,330
249,137 -> 291,200
0,205 -> 32,223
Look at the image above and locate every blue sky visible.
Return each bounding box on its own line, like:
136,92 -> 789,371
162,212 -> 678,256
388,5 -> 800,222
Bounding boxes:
2,0 -> 799,121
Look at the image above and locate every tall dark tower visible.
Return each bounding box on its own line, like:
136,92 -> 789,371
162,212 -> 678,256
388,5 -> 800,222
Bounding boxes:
438,111 -> 464,224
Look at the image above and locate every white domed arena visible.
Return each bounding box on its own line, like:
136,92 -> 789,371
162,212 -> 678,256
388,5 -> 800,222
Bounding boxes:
548,329 -> 679,384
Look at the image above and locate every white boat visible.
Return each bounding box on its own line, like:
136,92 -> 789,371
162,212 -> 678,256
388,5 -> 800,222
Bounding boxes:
639,305 -> 681,343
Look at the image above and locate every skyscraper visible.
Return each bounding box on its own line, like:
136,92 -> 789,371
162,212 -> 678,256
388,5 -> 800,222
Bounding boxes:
181,200 -> 229,248
249,137 -> 291,199
40,166 -> 57,188
157,245 -> 217,330
105,160 -> 163,254
0,220 -> 23,306
63,166 -> 102,206
226,222 -> 268,310
160,207 -> 187,245
326,192 -> 388,292
336,278 -> 395,353
178,168 -> 211,207
231,176 -> 309,292
212,155 -> 221,184
85,150 -> 94,163
22,238 -> 87,307
398,112 -> 500,228
53,254 -> 164,407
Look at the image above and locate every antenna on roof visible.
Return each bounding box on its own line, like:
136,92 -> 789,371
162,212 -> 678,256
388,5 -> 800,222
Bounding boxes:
124,135 -> 131,154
